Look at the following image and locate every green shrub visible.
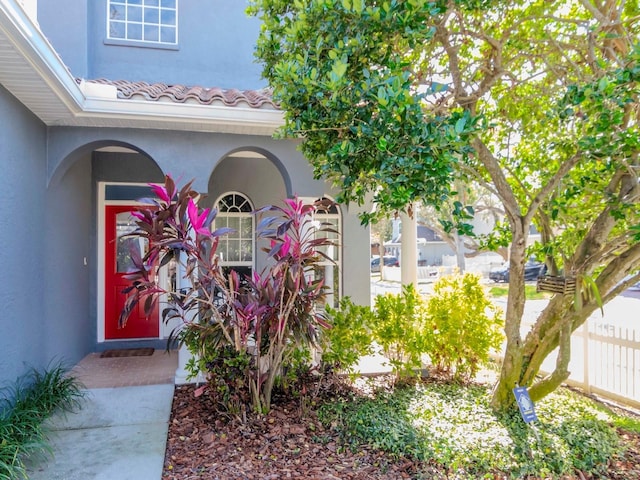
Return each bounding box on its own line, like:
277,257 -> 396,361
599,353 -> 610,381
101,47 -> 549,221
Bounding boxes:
321,297 -> 374,374
277,344 -> 314,396
371,284 -> 426,379
200,343 -> 252,418
424,273 -> 503,380
0,363 -> 85,480
489,284 -> 550,300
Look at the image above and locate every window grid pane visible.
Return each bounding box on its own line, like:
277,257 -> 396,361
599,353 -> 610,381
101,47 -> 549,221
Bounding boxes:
311,199 -> 341,307
215,194 -> 254,267
108,0 -> 177,45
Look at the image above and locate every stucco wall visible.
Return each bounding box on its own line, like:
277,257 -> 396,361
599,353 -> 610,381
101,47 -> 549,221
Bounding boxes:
42,157 -> 93,365
0,85 -> 48,387
206,154 -> 287,275
37,0 -> 88,77
39,0 -> 264,89
46,127 -> 371,352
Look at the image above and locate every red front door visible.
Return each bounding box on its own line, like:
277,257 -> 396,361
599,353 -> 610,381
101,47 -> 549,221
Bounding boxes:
105,205 -> 159,339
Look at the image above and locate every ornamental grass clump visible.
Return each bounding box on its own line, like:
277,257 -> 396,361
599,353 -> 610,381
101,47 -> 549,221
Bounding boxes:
120,175 -> 338,414
0,363 -> 85,480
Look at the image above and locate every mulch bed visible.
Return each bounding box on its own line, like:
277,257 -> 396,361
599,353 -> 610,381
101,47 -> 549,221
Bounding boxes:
162,382 -> 640,480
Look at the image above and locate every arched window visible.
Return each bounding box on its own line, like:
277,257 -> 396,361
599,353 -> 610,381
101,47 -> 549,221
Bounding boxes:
215,193 -> 254,279
309,197 -> 341,308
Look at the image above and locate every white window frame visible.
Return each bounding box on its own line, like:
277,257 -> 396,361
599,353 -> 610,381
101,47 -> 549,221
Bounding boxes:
214,192 -> 255,270
300,197 -> 342,308
107,0 -> 178,47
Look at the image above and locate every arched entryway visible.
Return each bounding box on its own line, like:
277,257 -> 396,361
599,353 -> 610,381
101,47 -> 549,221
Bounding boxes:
49,140 -> 167,349
207,149 -> 288,275
94,147 -> 166,344
214,192 -> 255,282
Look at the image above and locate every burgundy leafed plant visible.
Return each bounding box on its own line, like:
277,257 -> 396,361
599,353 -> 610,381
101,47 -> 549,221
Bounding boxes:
120,175 -> 338,413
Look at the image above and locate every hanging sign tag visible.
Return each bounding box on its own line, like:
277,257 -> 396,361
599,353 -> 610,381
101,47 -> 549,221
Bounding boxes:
513,386 -> 538,424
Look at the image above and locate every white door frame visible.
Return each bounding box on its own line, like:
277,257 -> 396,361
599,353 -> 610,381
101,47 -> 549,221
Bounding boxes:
97,182 -> 178,342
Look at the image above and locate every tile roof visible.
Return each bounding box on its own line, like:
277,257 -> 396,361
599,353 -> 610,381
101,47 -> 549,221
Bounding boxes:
82,78 -> 278,109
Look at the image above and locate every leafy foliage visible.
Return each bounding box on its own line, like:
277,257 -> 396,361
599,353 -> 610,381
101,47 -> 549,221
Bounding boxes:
121,175 -> 338,413
248,0 -> 478,223
321,297 -> 374,374
318,382 -> 622,478
488,284 -> 550,300
249,0 -> 640,411
371,284 -> 426,379
0,363 -> 85,480
424,273 -> 503,380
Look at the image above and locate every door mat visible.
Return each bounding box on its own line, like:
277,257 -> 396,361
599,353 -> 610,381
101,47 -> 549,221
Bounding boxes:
100,348 -> 155,358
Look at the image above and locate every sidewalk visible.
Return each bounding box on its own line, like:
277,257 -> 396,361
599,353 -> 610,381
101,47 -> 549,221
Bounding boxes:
27,383 -> 174,480
25,350 -> 178,480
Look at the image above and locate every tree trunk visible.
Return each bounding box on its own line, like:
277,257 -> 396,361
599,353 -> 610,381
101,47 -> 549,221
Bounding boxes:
490,227 -> 528,411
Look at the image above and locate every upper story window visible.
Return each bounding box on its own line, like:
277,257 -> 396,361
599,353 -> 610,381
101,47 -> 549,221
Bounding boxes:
108,0 -> 178,46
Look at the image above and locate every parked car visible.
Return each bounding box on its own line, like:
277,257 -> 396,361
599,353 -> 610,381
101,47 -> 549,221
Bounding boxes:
371,256 -> 399,273
489,261 -> 546,283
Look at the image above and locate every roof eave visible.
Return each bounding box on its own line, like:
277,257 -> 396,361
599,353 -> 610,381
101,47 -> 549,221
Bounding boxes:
0,0 -> 283,135
74,98 -> 285,134
0,0 -> 85,113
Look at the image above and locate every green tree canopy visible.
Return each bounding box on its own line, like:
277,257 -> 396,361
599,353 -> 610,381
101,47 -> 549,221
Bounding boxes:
249,0 -> 640,411
249,0 -> 478,223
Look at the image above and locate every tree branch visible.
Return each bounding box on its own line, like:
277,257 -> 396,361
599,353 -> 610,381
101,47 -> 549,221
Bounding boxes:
525,152 -> 583,226
471,138 -> 521,223
528,320 -> 572,401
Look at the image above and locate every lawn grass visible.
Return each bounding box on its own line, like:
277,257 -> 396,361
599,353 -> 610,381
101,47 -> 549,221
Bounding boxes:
318,380 -> 628,479
488,283 -> 550,300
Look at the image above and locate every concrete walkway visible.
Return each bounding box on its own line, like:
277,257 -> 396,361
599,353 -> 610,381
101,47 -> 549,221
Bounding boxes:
27,384 -> 174,480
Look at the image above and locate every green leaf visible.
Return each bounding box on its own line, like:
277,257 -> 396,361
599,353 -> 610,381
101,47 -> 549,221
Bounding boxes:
332,58 -> 348,80
598,77 -> 608,91
455,117 -> 466,134
377,86 -> 389,107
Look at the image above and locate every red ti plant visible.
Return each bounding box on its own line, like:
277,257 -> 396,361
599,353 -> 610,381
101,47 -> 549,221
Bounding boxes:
120,175 -> 338,413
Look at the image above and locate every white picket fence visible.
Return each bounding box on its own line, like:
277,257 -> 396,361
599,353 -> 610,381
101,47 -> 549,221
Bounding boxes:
521,298 -> 640,410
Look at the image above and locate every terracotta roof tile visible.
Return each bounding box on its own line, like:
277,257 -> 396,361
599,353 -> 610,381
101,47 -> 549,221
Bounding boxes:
82,78 -> 278,109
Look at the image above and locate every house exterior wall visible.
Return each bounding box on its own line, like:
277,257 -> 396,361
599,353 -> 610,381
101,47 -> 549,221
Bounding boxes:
37,0 -> 88,77
38,0 -> 265,89
48,128 -> 311,195
207,154 -> 288,275
42,157 -> 93,366
47,127 -> 371,349
1,1 -> 371,387
0,85 -> 47,387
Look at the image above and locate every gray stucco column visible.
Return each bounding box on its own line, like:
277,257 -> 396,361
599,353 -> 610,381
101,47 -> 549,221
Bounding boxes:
400,210 -> 418,286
